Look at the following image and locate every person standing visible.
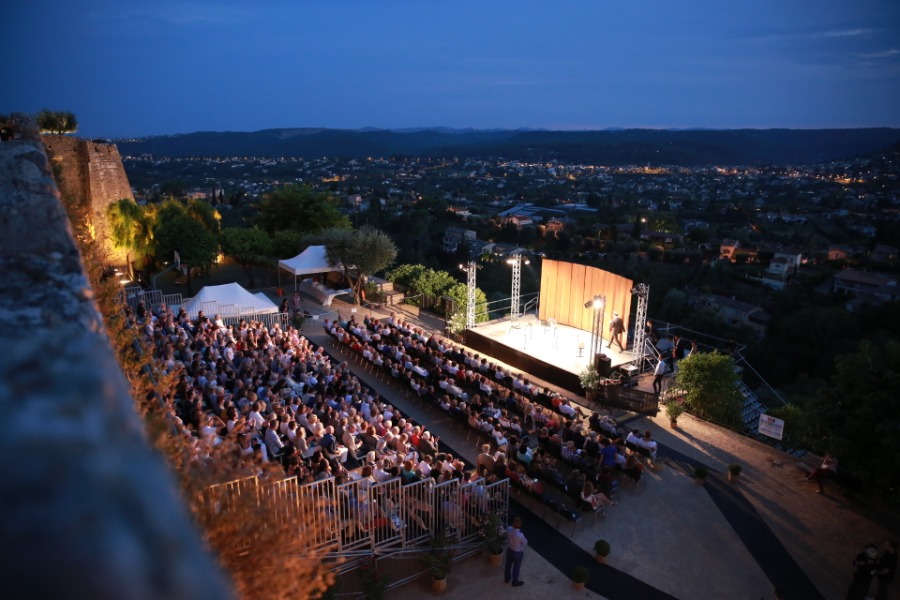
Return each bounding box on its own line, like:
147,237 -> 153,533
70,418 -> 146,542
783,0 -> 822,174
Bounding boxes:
875,539 -> 897,600
801,453 -> 839,494
504,516 -> 527,587
846,544 -> 880,600
607,312 -> 625,352
652,357 -> 667,396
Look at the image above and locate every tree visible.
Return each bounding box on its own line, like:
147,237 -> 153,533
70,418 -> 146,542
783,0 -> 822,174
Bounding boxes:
445,282 -> 489,323
675,352 -> 744,427
807,339 -> 900,491
186,199 -> 221,236
106,199 -> 153,272
37,109 -> 78,134
220,227 -> 272,288
154,204 -> 218,294
319,226 -> 397,304
255,184 -> 349,235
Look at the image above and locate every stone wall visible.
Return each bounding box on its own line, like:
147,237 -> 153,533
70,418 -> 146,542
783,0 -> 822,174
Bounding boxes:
43,134 -> 135,265
0,118 -> 232,599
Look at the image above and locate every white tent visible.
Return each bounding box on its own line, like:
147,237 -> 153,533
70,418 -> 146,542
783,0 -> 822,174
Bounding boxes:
182,282 -> 278,318
278,245 -> 343,289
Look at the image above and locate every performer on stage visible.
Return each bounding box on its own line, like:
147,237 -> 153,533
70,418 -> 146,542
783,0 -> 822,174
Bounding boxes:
608,312 -> 626,352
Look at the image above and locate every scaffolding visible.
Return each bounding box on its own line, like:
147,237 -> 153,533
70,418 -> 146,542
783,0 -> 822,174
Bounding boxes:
631,283 -> 650,371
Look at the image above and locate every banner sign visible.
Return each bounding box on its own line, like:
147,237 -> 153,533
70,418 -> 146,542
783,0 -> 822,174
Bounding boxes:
758,414 -> 784,441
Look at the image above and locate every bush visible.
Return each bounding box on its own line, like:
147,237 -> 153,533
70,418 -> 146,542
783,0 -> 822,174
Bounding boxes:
593,539 -> 610,557
571,566 -> 590,584
728,464 -> 742,476
694,465 -> 709,480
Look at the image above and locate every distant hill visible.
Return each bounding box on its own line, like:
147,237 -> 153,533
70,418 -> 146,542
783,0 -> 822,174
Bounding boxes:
114,127 -> 900,166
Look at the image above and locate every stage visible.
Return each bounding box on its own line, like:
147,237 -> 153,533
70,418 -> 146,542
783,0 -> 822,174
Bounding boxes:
464,314 -> 637,395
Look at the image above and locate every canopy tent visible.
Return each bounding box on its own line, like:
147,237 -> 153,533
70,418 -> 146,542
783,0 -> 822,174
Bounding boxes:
278,245 -> 343,289
182,282 -> 278,318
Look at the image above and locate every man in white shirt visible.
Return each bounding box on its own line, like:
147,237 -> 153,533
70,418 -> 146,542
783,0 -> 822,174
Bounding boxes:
504,516 -> 528,586
653,358 -> 667,396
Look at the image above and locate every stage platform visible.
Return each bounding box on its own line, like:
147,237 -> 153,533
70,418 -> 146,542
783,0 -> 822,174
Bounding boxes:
464,314 -> 638,395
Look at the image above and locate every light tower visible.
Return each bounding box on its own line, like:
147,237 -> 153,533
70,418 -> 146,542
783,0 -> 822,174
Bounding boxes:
506,253 -> 529,319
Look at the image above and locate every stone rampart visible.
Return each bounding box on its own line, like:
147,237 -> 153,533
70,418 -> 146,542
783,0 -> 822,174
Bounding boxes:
43,134 -> 134,265
0,118 -> 231,599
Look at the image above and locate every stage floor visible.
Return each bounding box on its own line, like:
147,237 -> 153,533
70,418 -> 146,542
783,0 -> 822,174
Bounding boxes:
468,315 -> 635,380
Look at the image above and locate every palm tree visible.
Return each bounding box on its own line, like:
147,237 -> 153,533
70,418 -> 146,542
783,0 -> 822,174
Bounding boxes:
106,199 -> 153,276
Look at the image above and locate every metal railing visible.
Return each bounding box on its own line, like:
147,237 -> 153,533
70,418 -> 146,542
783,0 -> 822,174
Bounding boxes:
204,473 -> 509,562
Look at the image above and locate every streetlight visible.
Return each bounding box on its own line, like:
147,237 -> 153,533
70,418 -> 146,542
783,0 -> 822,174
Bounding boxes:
584,294 -> 606,368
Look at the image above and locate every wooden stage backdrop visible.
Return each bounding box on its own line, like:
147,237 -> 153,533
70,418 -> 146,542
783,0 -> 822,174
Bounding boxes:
538,260 -> 634,338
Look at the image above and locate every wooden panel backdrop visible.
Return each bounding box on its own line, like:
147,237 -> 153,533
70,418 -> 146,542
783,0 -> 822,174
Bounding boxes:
538,260 -> 634,337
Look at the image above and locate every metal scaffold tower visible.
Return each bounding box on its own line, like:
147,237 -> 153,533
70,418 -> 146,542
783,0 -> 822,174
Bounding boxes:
631,283 -> 650,369
509,253 -> 523,319
465,260 -> 477,330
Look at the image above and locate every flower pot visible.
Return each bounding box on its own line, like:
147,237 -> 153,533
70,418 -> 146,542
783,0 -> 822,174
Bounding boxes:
669,419 -> 678,428
572,581 -> 586,591
431,576 -> 447,592
595,554 -> 606,563
695,477 -> 706,486
728,472 -> 739,483
488,551 -> 502,566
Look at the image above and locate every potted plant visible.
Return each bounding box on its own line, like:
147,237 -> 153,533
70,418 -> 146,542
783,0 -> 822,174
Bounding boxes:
422,533 -> 453,592
479,511 -> 506,566
359,563 -> 388,600
571,566 -> 590,590
579,365 -> 601,401
593,539 -> 611,563
727,463 -> 742,482
694,465 -> 709,485
665,398 -> 685,427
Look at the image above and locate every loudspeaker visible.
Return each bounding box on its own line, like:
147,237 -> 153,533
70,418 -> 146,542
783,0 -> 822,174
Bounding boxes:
595,353 -> 612,377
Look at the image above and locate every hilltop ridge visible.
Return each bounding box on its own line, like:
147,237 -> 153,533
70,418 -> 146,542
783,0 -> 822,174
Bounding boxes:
115,127 -> 900,166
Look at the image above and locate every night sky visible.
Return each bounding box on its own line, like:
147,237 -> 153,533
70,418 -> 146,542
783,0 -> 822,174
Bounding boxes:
4,0 -> 900,138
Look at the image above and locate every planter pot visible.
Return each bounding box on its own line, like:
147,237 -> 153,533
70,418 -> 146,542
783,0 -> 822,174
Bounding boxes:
595,554 -> 607,563
487,551 -> 503,566
695,477 -> 706,486
728,473 -> 739,483
572,581 -> 586,591
431,576 -> 447,592
669,419 -> 678,428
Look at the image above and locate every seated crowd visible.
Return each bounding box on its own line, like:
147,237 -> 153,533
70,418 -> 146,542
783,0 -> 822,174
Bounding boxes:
325,312 -> 660,515
132,303 -> 486,501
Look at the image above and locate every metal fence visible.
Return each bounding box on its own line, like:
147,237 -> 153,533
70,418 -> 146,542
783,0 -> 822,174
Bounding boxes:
119,285 -> 289,330
204,473 -> 509,596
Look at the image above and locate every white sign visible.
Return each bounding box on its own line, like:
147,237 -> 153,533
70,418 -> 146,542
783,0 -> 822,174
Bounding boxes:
758,414 -> 785,441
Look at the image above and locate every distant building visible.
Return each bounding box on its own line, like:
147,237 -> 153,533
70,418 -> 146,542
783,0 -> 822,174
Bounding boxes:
827,245 -> 853,261
442,226 -> 477,254
833,269 -> 899,302
720,239 -> 740,262
447,206 -> 472,218
871,244 -> 898,266
503,214 -> 534,228
695,294 -> 769,338
768,249 -> 802,279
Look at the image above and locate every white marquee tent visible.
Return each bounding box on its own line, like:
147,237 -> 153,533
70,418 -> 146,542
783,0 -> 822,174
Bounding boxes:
182,282 -> 278,317
278,245 -> 343,289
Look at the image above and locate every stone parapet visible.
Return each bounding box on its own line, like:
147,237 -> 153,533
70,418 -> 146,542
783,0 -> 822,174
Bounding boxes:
0,124 -> 232,599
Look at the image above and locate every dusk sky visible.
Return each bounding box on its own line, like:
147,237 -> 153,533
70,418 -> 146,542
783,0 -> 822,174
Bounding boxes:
5,0 -> 900,138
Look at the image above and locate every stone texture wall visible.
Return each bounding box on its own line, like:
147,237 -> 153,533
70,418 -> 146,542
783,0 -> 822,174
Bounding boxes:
0,118 -> 232,599
43,134 -> 135,265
